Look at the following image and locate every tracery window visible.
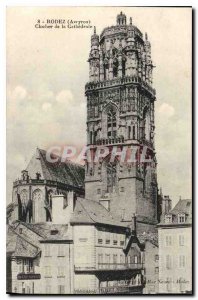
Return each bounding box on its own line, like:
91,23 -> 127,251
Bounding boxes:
143,106 -> 150,141
107,110 -> 117,138
20,190 -> 28,208
107,162 -> 117,193
33,189 -> 44,222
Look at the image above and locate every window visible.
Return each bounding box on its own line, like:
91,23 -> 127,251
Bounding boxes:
128,126 -> 131,139
20,259 -> 34,273
44,266 -> 51,277
166,277 -> 172,292
107,162 -> 117,193
98,254 -> 103,264
178,213 -> 186,223
57,266 -> 65,277
122,60 -> 126,77
105,232 -> 110,245
179,255 -> 186,268
113,233 -> 117,245
98,230 -> 103,244
113,254 -> 117,264
142,106 -> 150,141
134,255 -> 138,264
165,235 -> 172,247
58,285 -> 65,294
133,125 -> 136,139
165,214 -> 172,223
97,189 -> 101,195
120,254 -> 125,264
107,110 -> 117,138
179,277 -> 186,293
120,187 -> 124,192
120,235 -> 125,246
44,244 -> 51,257
58,245 -> 65,257
105,254 -> 110,264
155,267 -> 159,274
166,255 -> 172,269
32,189 -> 44,223
155,254 -> 159,261
46,285 -> 51,294
113,59 -> 118,78
179,235 -> 185,246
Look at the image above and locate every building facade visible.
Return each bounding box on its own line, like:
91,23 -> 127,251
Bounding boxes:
7,193 -> 145,294
85,12 -> 158,232
158,199 -> 192,294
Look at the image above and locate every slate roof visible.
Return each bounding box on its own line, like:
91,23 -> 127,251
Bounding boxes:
170,199 -> 192,216
16,221 -> 70,241
7,226 -> 40,258
160,199 -> 192,225
26,148 -> 85,188
71,198 -> 128,228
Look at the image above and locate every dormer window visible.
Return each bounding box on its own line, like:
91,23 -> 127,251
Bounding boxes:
178,213 -> 186,223
165,214 -> 172,224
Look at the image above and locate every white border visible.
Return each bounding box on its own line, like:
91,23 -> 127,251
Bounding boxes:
1,1 -> 196,299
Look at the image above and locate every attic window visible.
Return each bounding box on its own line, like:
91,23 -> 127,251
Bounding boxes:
165,214 -> 172,224
178,213 -> 186,223
50,229 -> 59,235
19,228 -> 23,234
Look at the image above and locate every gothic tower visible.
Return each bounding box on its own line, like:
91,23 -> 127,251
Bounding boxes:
85,12 -> 158,232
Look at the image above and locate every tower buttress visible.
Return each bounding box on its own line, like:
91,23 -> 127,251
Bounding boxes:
85,13 -> 158,233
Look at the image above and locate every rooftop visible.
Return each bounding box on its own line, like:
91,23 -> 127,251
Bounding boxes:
7,226 -> 40,258
16,148 -> 85,188
71,198 -> 128,229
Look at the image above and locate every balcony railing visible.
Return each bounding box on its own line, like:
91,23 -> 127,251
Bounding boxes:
85,76 -> 156,96
98,263 -> 143,271
74,263 -> 143,272
96,137 -> 124,146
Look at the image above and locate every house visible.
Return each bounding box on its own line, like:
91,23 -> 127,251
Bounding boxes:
158,199 -> 192,294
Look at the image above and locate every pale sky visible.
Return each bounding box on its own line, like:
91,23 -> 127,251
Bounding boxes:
7,7 -> 192,206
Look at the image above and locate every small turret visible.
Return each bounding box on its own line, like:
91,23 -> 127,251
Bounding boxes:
116,11 -> 127,26
88,26 -> 100,82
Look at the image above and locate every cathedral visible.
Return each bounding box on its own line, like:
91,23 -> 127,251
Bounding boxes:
85,12 -> 158,232
7,12 -> 163,294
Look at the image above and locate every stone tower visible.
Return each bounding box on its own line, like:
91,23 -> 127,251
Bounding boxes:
85,12 -> 158,232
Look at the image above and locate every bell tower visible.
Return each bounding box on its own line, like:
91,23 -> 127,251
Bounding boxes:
85,12 -> 158,232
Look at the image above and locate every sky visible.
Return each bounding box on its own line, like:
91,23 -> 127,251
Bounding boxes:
6,7 -> 192,206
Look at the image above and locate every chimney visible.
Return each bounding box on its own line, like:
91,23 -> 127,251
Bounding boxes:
52,191 -> 75,224
162,195 -> 172,215
131,213 -> 137,234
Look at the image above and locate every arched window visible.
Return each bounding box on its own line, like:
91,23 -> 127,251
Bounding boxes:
107,110 -> 117,138
107,162 -> 117,193
128,126 -> 131,139
90,131 -> 92,144
133,125 -> 135,139
19,190 -> 28,222
32,189 -> 44,223
113,59 -> 118,78
104,62 -> 109,80
122,59 -> 126,77
20,190 -> 28,208
143,107 -> 150,141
